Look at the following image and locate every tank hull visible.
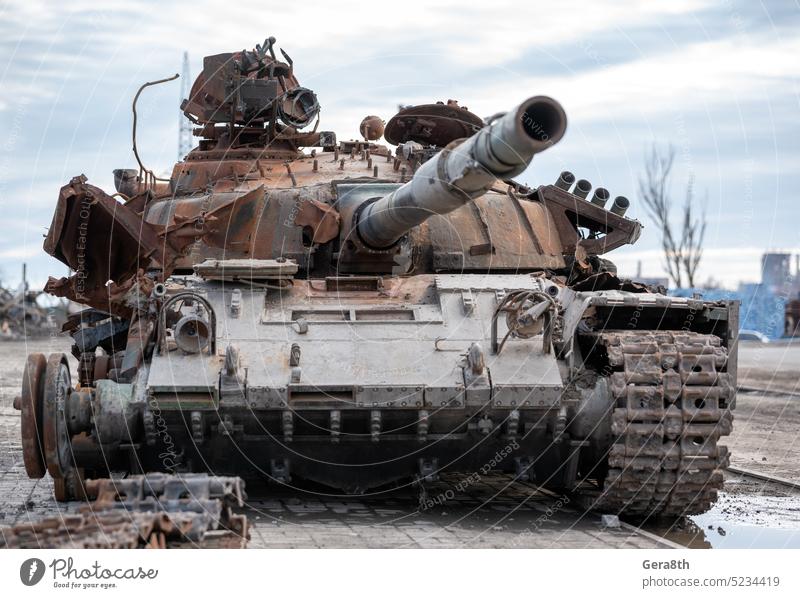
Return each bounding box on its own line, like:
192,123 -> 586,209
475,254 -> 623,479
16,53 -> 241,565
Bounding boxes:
24,271 -> 738,517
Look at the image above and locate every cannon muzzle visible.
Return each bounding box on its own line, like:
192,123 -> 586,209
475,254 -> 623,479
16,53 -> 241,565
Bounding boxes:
357,96 -> 567,249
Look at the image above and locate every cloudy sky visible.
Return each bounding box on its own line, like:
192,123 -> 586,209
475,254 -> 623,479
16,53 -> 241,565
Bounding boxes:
0,0 -> 797,289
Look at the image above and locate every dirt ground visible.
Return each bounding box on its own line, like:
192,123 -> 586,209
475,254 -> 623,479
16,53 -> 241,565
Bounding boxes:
738,342 -> 800,392
727,342 -> 800,480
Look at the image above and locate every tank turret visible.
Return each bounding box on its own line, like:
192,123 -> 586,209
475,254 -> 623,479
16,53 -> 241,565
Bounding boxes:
357,96 -> 567,248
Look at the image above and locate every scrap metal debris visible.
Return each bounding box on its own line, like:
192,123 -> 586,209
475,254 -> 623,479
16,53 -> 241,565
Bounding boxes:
0,266 -> 60,340
0,473 -> 249,549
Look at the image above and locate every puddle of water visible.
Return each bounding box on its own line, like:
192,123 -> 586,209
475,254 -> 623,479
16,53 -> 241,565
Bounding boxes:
690,517 -> 800,548
691,493 -> 800,548
649,493 -> 800,548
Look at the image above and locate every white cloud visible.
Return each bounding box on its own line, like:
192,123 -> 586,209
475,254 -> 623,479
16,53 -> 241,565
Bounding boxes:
87,0 -> 715,68
453,34 -> 800,124
0,0 -> 717,87
0,245 -> 41,260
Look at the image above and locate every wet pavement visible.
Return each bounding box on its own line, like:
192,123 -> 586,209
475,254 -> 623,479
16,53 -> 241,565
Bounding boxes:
644,494 -> 800,549
641,472 -> 800,548
691,494 -> 800,548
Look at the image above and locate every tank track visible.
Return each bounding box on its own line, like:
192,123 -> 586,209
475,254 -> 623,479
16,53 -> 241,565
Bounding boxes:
591,330 -> 734,518
0,474 -> 249,549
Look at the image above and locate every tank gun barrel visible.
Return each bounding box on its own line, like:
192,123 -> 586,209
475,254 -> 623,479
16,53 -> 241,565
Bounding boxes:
357,96 -> 567,249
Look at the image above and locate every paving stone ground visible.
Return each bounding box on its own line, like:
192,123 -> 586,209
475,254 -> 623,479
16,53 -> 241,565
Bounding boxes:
240,475 -> 663,548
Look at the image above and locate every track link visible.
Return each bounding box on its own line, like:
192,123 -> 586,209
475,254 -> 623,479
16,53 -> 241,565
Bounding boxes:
592,330 -> 734,517
0,473 -> 249,549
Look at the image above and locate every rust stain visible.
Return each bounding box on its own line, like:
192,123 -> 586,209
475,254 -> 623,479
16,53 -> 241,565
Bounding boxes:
294,198 -> 341,244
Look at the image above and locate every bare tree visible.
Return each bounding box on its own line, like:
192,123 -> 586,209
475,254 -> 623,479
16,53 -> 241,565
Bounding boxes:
639,144 -> 707,288
639,145 -> 682,287
679,176 -> 707,287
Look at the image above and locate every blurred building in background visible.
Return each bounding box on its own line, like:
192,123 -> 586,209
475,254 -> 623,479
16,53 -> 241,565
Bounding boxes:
667,251 -> 800,340
761,252 -> 796,294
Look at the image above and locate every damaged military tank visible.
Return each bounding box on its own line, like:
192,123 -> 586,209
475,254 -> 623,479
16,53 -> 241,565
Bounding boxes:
16,36 -> 738,518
